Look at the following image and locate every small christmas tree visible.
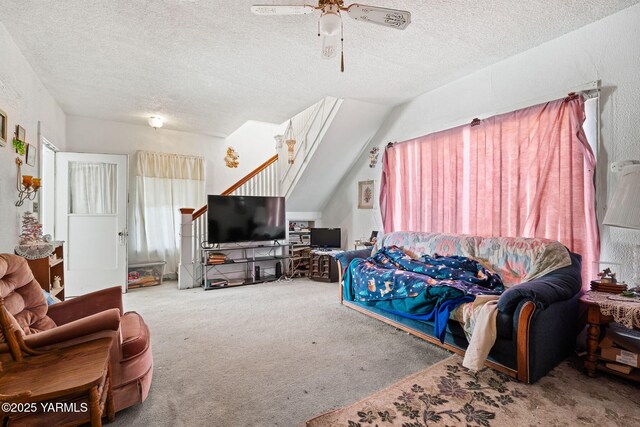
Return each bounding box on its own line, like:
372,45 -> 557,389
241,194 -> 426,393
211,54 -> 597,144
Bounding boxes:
19,211 -> 44,245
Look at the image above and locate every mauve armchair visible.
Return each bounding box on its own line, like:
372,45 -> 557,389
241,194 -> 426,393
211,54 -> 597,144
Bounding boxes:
0,253 -> 153,415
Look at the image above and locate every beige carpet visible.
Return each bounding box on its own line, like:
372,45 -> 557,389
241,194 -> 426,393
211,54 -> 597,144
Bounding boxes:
116,279 -> 451,426
306,355 -> 640,427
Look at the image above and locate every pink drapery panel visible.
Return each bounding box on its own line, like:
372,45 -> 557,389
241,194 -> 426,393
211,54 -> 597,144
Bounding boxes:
379,96 -> 599,288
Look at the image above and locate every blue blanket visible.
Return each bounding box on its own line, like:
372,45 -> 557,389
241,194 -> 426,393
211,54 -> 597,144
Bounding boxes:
343,246 -> 504,341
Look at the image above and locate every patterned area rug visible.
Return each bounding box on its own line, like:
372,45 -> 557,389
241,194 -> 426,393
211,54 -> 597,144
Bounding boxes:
306,355 -> 640,427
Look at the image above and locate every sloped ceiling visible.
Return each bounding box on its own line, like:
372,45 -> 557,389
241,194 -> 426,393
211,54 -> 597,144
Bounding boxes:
0,0 -> 638,137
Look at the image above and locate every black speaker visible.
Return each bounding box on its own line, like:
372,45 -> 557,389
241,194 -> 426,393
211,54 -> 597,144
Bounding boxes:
275,261 -> 282,278
254,265 -> 261,281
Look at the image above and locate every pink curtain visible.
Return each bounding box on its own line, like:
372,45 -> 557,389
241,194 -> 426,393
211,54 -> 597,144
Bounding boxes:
380,96 -> 599,288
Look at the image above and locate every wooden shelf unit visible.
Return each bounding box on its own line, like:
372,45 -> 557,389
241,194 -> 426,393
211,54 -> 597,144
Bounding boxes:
26,244 -> 65,301
309,251 -> 339,282
288,220 -> 314,278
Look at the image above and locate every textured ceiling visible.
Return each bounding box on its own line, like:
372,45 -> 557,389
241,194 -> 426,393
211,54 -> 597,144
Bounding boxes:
0,0 -> 638,137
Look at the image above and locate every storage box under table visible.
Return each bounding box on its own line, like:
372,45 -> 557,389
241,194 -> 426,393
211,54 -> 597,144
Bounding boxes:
127,261 -> 166,289
600,346 -> 640,368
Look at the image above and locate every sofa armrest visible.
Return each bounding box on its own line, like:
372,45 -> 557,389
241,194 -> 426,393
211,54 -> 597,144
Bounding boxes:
47,286 -> 123,325
23,308 -> 121,349
335,249 -> 372,273
498,252 -> 582,315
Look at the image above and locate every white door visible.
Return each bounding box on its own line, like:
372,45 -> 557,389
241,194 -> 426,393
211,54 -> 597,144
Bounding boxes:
55,153 -> 128,296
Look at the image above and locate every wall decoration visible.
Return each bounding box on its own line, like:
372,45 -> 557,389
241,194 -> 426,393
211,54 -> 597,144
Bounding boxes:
15,157 -> 41,206
0,108 -> 7,147
224,147 -> 239,168
274,134 -> 284,150
13,137 -> 26,155
285,139 -> 296,164
358,180 -> 375,209
283,120 -> 296,165
369,146 -> 380,168
16,124 -> 26,142
26,143 -> 36,166
13,124 -> 26,155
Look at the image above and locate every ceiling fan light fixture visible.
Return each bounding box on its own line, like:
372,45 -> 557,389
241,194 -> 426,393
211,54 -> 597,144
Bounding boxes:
321,35 -> 339,59
319,11 -> 341,36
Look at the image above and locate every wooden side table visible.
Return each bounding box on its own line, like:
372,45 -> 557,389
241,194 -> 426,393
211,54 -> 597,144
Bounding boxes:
579,293 -> 640,382
580,294 -> 614,377
0,338 -> 114,426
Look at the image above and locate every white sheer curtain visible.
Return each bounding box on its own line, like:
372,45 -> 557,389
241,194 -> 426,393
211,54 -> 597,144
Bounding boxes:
131,151 -> 205,274
69,161 -> 117,214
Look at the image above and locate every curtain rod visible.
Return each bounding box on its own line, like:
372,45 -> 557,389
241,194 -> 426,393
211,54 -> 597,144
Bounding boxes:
387,82 -> 601,148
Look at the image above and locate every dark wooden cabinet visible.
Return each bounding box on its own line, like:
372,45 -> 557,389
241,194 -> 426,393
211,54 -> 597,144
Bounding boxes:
26,244 -> 65,301
309,252 -> 339,283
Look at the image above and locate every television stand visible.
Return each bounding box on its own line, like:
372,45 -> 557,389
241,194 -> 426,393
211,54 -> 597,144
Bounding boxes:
201,243 -> 291,290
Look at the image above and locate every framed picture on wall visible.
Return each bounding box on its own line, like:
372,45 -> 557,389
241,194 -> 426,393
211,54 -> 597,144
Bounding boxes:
26,143 -> 36,166
16,124 -> 26,142
358,180 -> 375,209
0,109 -> 7,147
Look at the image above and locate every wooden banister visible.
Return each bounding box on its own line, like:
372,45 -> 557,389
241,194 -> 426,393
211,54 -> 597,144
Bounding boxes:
192,154 -> 279,220
221,154 -> 278,196
192,205 -> 207,220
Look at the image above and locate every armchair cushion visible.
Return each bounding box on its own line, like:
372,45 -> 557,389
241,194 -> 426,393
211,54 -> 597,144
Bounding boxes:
0,254 -> 56,334
120,312 -> 150,360
47,286 -> 123,325
497,252 -> 582,314
23,308 -> 121,349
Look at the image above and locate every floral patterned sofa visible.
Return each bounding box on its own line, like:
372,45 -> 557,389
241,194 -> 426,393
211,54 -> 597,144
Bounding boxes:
336,231 -> 583,383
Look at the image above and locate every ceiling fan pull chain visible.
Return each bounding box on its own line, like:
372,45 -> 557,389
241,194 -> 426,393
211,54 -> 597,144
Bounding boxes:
341,19 -> 345,72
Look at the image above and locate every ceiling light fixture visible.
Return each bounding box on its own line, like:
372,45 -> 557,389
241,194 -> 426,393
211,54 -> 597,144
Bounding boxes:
319,8 -> 341,36
148,116 -> 164,129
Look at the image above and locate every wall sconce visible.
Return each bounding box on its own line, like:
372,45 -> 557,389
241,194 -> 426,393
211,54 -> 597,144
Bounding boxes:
15,157 -> 41,207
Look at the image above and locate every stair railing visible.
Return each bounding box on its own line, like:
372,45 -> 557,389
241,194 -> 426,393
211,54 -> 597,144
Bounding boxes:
279,97 -> 342,198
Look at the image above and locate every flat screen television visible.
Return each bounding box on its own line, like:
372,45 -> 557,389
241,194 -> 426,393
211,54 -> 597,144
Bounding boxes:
310,228 -> 341,249
207,195 -> 286,244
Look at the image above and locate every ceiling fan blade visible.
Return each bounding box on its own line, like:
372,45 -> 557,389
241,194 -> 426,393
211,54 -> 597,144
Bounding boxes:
346,4 -> 411,30
321,35 -> 339,59
251,5 -> 316,15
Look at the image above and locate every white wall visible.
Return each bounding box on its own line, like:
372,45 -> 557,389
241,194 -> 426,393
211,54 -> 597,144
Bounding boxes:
217,120 -> 283,193
65,116 -> 279,199
0,23 -> 67,252
323,3 -> 640,279
285,98 -> 392,212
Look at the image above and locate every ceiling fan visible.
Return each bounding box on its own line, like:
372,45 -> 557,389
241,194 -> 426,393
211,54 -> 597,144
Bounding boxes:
251,0 -> 411,72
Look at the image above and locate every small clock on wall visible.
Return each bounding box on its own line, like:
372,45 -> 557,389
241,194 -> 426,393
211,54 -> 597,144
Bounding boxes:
0,108 -> 7,147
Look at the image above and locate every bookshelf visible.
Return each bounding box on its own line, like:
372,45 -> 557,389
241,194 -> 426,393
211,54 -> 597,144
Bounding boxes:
26,243 -> 65,301
288,220 -> 314,278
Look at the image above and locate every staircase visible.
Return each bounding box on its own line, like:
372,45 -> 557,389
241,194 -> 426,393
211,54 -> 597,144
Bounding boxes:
278,98 -> 391,212
277,97 -> 342,200
178,96 -> 391,289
